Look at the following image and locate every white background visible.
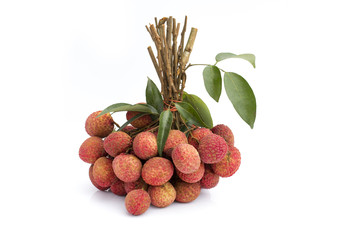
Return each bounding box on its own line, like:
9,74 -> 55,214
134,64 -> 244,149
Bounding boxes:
1,0 -> 343,239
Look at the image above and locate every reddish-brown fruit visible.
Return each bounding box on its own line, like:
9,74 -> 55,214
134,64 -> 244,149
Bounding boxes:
198,134 -> 228,164
148,182 -> 176,208
172,144 -> 201,174
200,165 -> 220,189
92,157 -> 116,188
133,131 -> 158,160
163,130 -> 188,156
85,111 -> 114,138
110,177 -> 126,196
176,162 -> 205,183
188,128 -> 212,150
174,180 -> 201,203
212,146 -> 241,177
89,165 -> 109,191
124,178 -> 148,194
125,189 -> 151,216
122,125 -> 136,133
211,124 -> 235,147
103,131 -> 131,157
142,157 -> 174,186
126,103 -> 152,128
113,154 -> 142,183
79,137 -> 107,164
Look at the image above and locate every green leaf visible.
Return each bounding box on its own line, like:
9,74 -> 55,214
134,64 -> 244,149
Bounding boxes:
183,93 -> 213,128
117,113 -> 147,131
174,102 -> 208,128
146,78 -> 164,113
215,52 -> 256,68
97,103 -> 131,118
203,65 -> 222,102
97,103 -> 158,118
157,110 -> 173,156
224,72 -> 256,128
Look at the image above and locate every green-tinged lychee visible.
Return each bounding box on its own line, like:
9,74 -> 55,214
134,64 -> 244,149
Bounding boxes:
113,154 -> 142,183
85,111 -> 114,138
172,143 -> 200,174
163,130 -> 188,156
124,178 -> 148,194
174,180 -> 201,203
92,157 -> 116,188
125,189 -> 151,216
176,162 -> 205,183
133,131 -> 158,160
188,128 -> 212,150
211,124 -> 234,147
79,137 -> 107,164
103,131 -> 131,157
198,134 -> 228,164
200,165 -> 220,189
89,165 -> 109,191
110,177 -> 126,196
148,182 -> 176,208
212,146 -> 241,177
142,157 -> 174,186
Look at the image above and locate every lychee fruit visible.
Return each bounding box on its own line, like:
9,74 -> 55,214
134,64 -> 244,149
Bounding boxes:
198,134 -> 228,164
163,130 -> 188,156
200,165 -> 220,189
125,189 -> 151,216
133,131 -> 158,160
79,137 -> 107,164
85,111 -> 114,138
122,125 -> 136,133
172,144 -> 200,174
176,162 -> 205,183
89,165 -> 109,191
188,128 -> 212,150
174,180 -> 201,203
212,146 -> 241,177
113,154 -> 142,183
92,157 -> 116,188
148,182 -> 176,208
126,103 -> 152,128
124,178 -> 148,194
211,124 -> 234,147
103,131 -> 131,157
110,177 -> 126,196
142,157 -> 174,186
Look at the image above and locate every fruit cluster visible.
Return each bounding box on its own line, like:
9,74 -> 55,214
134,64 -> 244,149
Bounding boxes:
79,110 -> 241,216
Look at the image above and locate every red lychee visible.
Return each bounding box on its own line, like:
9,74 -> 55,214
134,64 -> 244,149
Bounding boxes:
85,111 -> 114,138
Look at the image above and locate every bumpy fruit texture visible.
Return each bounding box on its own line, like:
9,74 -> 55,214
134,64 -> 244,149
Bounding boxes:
122,125 -> 136,133
89,165 -> 109,191
110,177 -> 126,196
126,111 -> 152,129
85,111 -> 114,138
211,124 -> 234,147
113,154 -> 142,183
133,131 -> 158,160
124,178 -> 148,194
174,180 -> 201,203
104,131 -> 131,157
163,130 -> 188,156
176,162 -> 205,183
79,137 -> 107,164
172,144 -> 201,174
125,189 -> 151,216
142,157 -> 174,186
200,165 -> 220,189
148,182 -> 176,208
93,157 -> 116,188
188,128 -> 212,150
198,134 -> 228,164
212,146 -> 241,177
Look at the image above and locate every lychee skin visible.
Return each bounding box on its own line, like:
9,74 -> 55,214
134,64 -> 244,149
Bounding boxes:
122,125 -> 136,133
85,111 -> 114,138
174,180 -> 201,203
110,177 -> 126,196
211,124 -> 234,147
163,130 -> 188,156
133,131 -> 158,160
212,146 -> 241,177
89,165 -> 109,191
125,189 -> 151,216
113,154 -> 142,183
124,178 -> 148,194
103,131 -> 131,157
92,157 -> 116,188
200,165 -> 220,189
148,182 -> 176,208
79,137 -> 107,164
198,134 -> 228,164
126,111 -> 152,128
176,162 -> 205,183
188,128 -> 212,150
142,157 -> 174,186
172,144 -> 201,174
